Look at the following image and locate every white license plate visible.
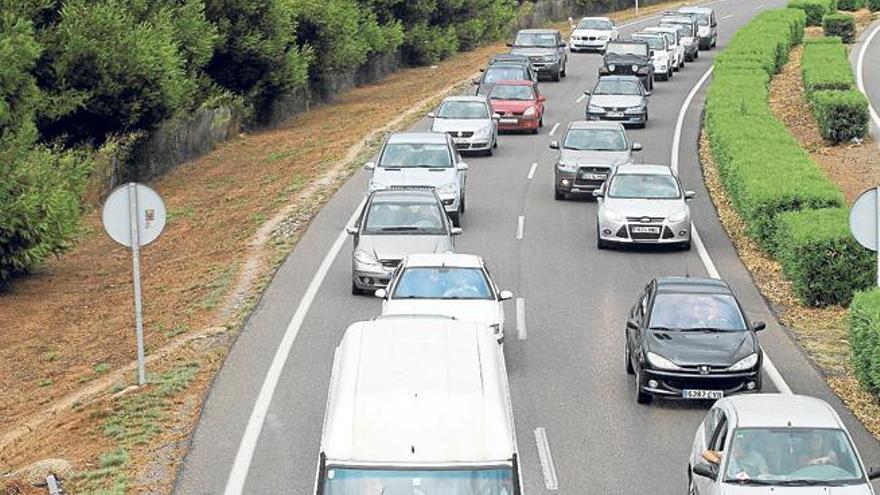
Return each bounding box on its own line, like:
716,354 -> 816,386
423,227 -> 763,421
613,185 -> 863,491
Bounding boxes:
631,226 -> 660,234
580,173 -> 606,180
500,118 -> 518,124
607,111 -> 624,118
682,389 -> 724,400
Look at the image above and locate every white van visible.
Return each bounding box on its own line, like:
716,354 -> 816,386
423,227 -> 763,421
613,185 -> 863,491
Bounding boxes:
314,315 -> 522,494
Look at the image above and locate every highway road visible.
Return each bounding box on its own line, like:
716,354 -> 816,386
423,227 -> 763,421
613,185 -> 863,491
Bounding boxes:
853,18 -> 880,138
176,1 -> 880,493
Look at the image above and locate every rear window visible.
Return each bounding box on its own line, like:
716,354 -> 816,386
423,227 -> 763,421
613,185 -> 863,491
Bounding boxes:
483,66 -> 528,83
606,43 -> 648,56
633,35 -> 665,50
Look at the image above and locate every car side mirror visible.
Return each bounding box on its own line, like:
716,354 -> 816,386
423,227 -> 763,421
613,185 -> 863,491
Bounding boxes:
549,140 -> 560,150
752,320 -> 767,332
632,142 -> 643,151
692,462 -> 718,480
346,226 -> 358,235
583,90 -> 591,96
451,227 -> 463,236
456,162 -> 469,171
492,113 -> 501,120
374,288 -> 387,299
499,290 -> 513,301
625,318 -> 638,330
868,467 -> 880,480
684,190 -> 695,200
506,42 -> 514,47
559,42 -> 567,48
364,161 -> 376,170
593,189 -> 605,199
427,112 -> 435,118
538,95 -> 547,102
479,68 -> 485,72
649,49 -> 655,57
472,79 -> 480,85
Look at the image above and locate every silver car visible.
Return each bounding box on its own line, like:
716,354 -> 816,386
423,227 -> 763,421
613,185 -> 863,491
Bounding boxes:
678,6 -> 718,50
644,26 -> 685,70
347,189 -> 460,294
593,164 -> 694,250
508,28 -> 568,81
660,15 -> 699,61
428,96 -> 498,156
549,121 -> 642,200
585,75 -> 649,128
689,394 -> 880,494
366,132 -> 468,226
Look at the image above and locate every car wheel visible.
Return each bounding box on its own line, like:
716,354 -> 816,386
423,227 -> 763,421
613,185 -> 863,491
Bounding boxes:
449,210 -> 461,227
460,194 -> 466,213
668,67 -> 674,79
555,188 -> 565,201
485,146 -> 493,157
351,280 -> 364,296
493,135 -> 498,148
688,471 -> 696,495
553,68 -> 561,81
561,62 -> 567,77
635,367 -> 653,404
539,116 -> 544,127
694,49 -> 699,60
625,341 -> 635,375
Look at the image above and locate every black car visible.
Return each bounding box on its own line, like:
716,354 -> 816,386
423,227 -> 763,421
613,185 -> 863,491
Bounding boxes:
624,277 -> 766,404
599,40 -> 655,93
473,62 -> 534,96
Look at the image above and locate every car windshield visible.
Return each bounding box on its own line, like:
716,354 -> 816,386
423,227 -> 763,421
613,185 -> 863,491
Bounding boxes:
662,22 -> 694,37
634,35 -> 664,50
594,80 -> 642,95
723,428 -> 864,486
483,66 -> 528,83
437,101 -> 490,119
392,267 -> 494,300
362,201 -> 446,234
379,143 -> 451,168
563,129 -> 628,151
514,31 -> 558,47
577,18 -> 612,30
606,43 -> 648,57
321,466 -> 516,494
649,293 -> 747,331
608,174 -> 679,199
489,84 -> 534,101
683,12 -> 711,25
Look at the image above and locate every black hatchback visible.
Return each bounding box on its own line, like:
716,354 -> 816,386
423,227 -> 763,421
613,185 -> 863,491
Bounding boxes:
624,277 -> 766,404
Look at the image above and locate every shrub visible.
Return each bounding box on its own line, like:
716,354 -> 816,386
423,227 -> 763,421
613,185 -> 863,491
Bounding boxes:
870,0 -> 880,11
849,288 -> 880,393
788,0 -> 836,25
403,22 -> 459,65
775,208 -> 874,306
823,13 -> 856,43
811,89 -> 870,142
801,38 -> 855,93
836,0 -> 865,10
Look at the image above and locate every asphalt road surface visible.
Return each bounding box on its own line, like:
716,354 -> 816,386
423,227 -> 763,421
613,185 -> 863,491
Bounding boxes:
177,1 -> 880,493
852,18 -> 880,139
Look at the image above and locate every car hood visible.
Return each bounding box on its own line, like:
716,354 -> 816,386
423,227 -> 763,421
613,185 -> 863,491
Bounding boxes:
559,149 -> 632,167
604,53 -> 649,64
358,235 -> 453,261
602,198 -> 685,217
645,329 -> 757,367
572,28 -> 612,37
719,484 -> 873,495
383,299 -> 502,326
590,94 -> 644,108
510,47 -> 557,57
491,99 -> 536,114
371,166 -> 457,188
431,118 -> 492,133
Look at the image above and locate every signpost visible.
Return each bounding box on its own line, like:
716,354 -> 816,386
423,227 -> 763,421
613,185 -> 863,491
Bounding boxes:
849,186 -> 880,286
102,183 -> 166,386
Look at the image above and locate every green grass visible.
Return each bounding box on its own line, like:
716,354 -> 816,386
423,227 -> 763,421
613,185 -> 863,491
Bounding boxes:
38,378 -> 53,387
44,350 -> 62,362
200,265 -> 238,310
94,362 -> 111,375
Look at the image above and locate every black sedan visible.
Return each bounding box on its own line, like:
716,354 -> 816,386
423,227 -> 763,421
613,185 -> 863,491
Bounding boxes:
624,277 -> 766,404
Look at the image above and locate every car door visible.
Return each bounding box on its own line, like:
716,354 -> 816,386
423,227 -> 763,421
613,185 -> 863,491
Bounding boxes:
628,282 -> 652,362
695,411 -> 730,494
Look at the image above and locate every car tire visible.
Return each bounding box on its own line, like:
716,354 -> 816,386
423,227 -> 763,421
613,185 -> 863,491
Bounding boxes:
694,49 -> 699,60
493,135 -> 498,148
539,116 -> 544,127
625,341 -> 635,375
561,62 -> 567,77
450,209 -> 461,227
351,280 -> 364,296
668,67 -> 674,79
688,472 -> 696,495
635,368 -> 653,404
555,188 -> 565,201
485,146 -> 493,157
681,238 -> 692,251
460,194 -> 466,213
553,68 -> 561,82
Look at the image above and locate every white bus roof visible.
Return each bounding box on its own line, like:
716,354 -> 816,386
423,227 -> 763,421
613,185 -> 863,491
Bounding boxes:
321,315 -> 517,466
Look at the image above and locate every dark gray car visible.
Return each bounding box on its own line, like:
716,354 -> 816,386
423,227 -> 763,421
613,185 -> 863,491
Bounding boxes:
599,40 -> 655,93
347,189 -> 460,294
508,29 -> 568,81
584,75 -> 649,128
550,121 -> 642,200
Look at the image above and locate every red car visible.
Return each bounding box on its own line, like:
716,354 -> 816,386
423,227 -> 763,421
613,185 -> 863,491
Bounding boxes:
488,80 -> 546,134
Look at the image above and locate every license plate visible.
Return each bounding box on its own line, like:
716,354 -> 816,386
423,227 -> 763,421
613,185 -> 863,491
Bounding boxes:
631,226 -> 660,234
683,389 -> 724,400
500,118 -> 518,124
607,111 -> 624,118
453,138 -> 467,143
580,173 -> 606,180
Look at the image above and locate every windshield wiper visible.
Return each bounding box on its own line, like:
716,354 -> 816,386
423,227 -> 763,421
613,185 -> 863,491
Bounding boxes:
774,479 -> 849,486
679,327 -> 729,333
379,226 -> 421,231
649,326 -> 678,332
728,478 -> 775,486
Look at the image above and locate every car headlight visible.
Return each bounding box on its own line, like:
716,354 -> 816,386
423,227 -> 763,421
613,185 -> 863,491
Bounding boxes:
647,352 -> 683,371
543,55 -> 557,62
474,126 -> 492,138
587,104 -> 604,113
631,64 -> 639,72
728,353 -> 759,372
602,208 -> 625,223
599,35 -> 609,40
354,250 -> 381,267
608,64 -> 616,72
625,105 -> 646,114
667,208 -> 689,223
557,160 -> 577,172
523,106 -> 536,117
436,182 -> 459,196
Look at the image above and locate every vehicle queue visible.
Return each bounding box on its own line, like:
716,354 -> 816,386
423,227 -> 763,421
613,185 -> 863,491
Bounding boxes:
314,6 -> 880,494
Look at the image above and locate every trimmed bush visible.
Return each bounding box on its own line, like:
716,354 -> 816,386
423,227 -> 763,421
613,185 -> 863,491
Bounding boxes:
836,0 -> 865,10
870,0 -> 880,11
823,13 -> 856,43
788,0 -> 836,25
849,288 -> 880,393
801,38 -> 855,93
775,208 -> 874,306
811,89 -> 870,142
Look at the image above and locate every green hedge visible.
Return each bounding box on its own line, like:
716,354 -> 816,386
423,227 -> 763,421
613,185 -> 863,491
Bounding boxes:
802,39 -> 855,92
775,208 -> 874,306
836,0 -> 865,10
811,89 -> 870,142
849,288 -> 880,392
788,0 -> 837,25
822,13 -> 856,43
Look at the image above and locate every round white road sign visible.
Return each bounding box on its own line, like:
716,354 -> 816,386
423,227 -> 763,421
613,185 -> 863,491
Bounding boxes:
850,187 -> 880,251
102,183 -> 166,247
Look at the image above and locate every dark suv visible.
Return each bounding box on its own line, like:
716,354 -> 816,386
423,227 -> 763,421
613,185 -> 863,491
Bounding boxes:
599,41 -> 655,93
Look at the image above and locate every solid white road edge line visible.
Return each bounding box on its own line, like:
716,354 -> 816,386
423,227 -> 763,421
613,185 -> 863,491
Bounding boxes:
856,22 -> 880,129
754,3 -> 765,9
223,198 -> 366,495
672,65 -> 794,396
533,427 -> 559,490
516,297 -> 527,340
517,215 -> 525,240
528,162 -> 538,179
549,122 -> 560,136
722,14 -> 734,19
576,93 -> 587,103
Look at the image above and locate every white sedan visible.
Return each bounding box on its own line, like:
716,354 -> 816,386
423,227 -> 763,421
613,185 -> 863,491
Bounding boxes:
375,253 -> 513,343
569,16 -> 618,52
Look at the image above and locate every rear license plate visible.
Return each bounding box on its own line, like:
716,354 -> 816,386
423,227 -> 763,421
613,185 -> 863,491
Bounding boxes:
631,226 -> 660,234
682,390 -> 724,400
607,111 -> 624,118
500,118 -> 518,124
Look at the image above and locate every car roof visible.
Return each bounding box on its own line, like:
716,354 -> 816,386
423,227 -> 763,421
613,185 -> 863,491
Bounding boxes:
492,79 -> 534,87
597,75 -> 642,83
517,28 -> 558,34
486,63 -> 529,71
653,276 -> 733,295
490,53 -> 530,62
608,39 -> 649,45
661,14 -> 696,22
403,253 -> 484,269
723,394 -> 844,429
386,132 -> 448,145
633,31 -> 666,38
321,316 -> 517,464
678,6 -> 712,13
567,120 -> 626,131
369,188 -> 439,203
645,26 -> 678,33
578,16 -> 612,21
442,95 -> 489,104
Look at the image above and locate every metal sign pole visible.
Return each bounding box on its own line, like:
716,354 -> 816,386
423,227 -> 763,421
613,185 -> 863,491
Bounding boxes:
128,183 -> 147,386
636,0 -> 639,16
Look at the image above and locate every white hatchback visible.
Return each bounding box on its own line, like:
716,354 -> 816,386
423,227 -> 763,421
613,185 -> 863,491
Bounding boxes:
375,253 -> 513,343
569,16 -> 618,52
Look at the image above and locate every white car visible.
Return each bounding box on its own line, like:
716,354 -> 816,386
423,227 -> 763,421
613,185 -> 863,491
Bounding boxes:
569,16 -> 618,52
633,32 -> 674,81
375,253 -> 513,343
689,394 -> 880,494
643,26 -> 684,70
428,96 -> 498,156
